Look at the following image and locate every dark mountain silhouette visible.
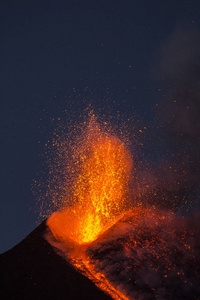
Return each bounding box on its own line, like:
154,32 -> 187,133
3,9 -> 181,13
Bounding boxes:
0,220 -> 113,300
1,210 -> 200,300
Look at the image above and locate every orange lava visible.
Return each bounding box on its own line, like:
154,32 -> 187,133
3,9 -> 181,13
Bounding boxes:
47,117 -> 133,245
45,115 -> 199,300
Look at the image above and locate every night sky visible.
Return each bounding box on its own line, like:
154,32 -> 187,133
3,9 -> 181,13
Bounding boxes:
1,0 -> 200,254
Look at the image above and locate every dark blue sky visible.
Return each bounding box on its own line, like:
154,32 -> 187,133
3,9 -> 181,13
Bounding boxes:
1,0 -> 200,253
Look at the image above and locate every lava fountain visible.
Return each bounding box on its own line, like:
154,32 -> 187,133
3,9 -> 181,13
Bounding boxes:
47,116 -> 133,246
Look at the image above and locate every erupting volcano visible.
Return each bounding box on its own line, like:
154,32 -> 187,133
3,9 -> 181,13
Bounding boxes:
1,115 -> 200,300
45,116 -> 200,300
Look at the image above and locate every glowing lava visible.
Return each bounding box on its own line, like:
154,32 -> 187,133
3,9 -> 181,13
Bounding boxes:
45,116 -> 200,300
47,117 -> 133,245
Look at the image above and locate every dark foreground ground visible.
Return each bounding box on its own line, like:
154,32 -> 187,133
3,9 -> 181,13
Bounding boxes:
0,220 -> 113,300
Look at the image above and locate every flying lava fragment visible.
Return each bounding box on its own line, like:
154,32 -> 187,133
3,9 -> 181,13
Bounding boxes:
47,116 -> 133,245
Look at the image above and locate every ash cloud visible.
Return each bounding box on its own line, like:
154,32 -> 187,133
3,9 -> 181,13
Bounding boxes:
149,26 -> 200,210
158,26 -> 200,139
158,27 -> 200,82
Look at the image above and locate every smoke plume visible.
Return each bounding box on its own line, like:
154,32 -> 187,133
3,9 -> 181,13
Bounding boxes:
150,26 -> 200,210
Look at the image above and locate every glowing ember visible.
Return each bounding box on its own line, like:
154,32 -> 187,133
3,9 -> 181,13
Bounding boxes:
47,117 -> 133,245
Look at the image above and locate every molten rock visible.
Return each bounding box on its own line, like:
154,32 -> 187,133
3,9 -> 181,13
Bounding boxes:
47,207 -> 200,300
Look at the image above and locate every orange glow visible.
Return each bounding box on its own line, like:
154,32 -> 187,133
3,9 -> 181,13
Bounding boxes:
46,116 -> 134,299
44,115 -> 199,300
47,117 -> 133,245
71,254 -> 131,300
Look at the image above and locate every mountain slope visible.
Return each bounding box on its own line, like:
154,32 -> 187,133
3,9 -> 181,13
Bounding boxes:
0,220 -> 113,300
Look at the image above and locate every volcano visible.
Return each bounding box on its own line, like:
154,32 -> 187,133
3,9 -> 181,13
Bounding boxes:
1,209 -> 200,300
0,220 -> 113,300
3,117 -> 199,300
